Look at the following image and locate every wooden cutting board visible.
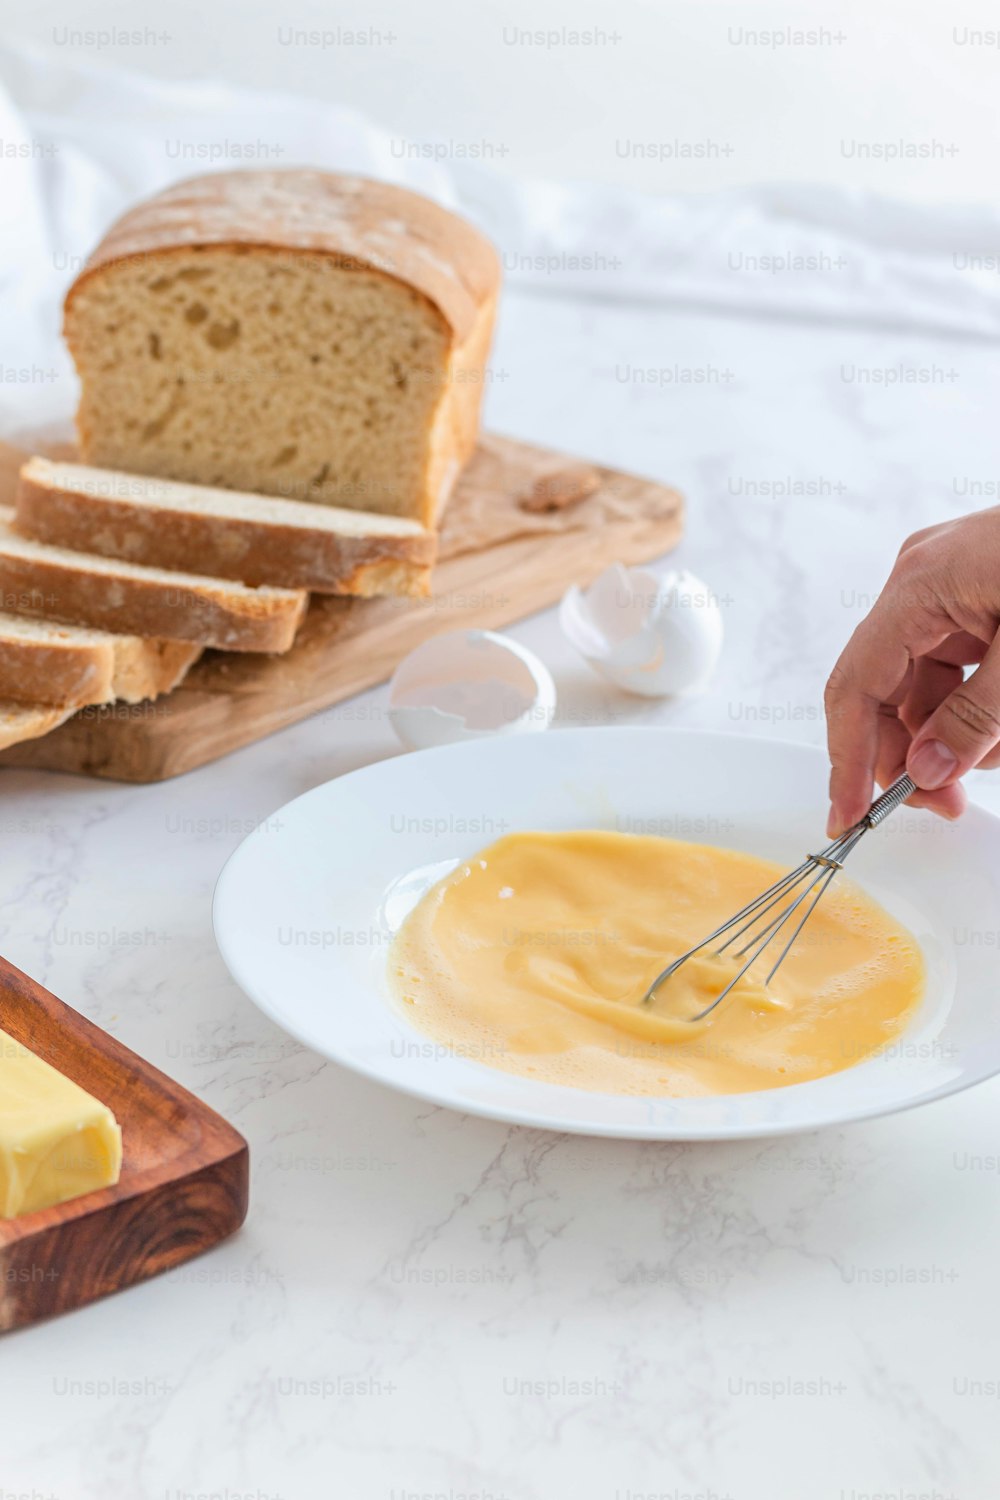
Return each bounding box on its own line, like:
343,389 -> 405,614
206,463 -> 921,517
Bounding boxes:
0,432 -> 683,783
0,955 -> 248,1331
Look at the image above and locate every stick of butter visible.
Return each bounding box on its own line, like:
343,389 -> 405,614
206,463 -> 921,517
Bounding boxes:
0,1027 -> 123,1218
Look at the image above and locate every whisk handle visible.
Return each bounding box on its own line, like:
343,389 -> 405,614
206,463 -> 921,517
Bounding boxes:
864,774 -> 916,828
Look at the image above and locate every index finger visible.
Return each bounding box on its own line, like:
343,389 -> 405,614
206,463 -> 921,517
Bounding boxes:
824,610 -> 912,835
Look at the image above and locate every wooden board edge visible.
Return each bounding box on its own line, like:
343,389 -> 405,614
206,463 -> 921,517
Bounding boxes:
0,955 -> 250,1330
0,1144 -> 249,1332
0,503 -> 683,783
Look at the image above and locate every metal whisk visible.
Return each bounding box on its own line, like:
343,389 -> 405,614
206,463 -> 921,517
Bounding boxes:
642,774 -> 916,1022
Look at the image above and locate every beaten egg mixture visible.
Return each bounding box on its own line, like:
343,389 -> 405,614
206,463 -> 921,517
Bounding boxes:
388,830 -> 924,1097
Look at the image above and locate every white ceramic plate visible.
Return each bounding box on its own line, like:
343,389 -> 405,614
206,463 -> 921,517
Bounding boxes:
213,728 -> 1000,1140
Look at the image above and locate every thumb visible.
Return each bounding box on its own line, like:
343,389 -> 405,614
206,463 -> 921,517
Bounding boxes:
907,635 -> 1000,790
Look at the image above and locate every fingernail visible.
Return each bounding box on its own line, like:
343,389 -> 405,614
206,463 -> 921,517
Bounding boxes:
826,806 -> 842,838
909,739 -> 958,790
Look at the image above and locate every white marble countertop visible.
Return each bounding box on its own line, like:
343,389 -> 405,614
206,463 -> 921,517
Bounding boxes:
3,284 -> 1000,1498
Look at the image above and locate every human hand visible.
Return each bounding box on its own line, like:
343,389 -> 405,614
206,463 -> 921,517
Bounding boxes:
824,509 -> 1000,836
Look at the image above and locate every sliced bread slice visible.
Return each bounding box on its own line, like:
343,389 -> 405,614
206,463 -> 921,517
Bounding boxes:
0,509 -> 307,652
0,611 -> 201,708
17,458 -> 436,597
0,700 -> 74,751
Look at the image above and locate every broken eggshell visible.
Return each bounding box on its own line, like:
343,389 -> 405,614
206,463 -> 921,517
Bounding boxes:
559,563 -> 723,698
387,629 -> 557,751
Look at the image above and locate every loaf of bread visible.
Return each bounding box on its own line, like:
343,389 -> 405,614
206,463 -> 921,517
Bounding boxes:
0,509 -> 307,652
0,612 -> 200,708
17,457 -> 436,597
63,170 -> 500,527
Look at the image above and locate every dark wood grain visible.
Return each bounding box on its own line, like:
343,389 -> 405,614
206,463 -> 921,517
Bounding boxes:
0,955 -> 248,1332
0,432 -> 684,783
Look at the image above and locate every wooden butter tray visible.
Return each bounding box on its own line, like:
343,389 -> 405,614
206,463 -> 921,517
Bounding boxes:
0,431 -> 683,783
0,955 -> 248,1332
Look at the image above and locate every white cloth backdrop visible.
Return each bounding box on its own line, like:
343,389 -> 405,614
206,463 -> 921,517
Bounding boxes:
3,40 -> 1000,436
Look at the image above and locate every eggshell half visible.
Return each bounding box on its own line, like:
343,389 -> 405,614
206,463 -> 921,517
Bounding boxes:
388,630 -> 557,750
560,563 -> 723,697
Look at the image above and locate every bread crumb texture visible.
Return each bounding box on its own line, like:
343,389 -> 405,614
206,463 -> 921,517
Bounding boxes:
67,249 -> 452,519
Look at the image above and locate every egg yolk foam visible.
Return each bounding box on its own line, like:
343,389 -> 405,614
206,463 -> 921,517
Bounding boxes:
388,830 -> 925,1098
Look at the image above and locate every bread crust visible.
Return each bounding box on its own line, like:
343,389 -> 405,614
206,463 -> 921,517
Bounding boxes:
64,170 -> 500,343
17,459 -> 436,597
0,619 -> 200,708
0,701 -> 75,750
0,514 -> 307,653
0,633 -> 109,707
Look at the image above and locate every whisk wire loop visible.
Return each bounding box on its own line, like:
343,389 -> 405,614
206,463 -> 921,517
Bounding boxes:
642,775 -> 916,1022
